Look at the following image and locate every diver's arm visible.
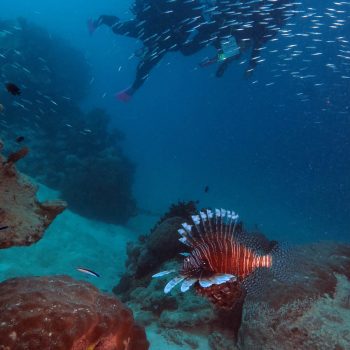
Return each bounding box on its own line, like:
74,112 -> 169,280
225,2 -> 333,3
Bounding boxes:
110,20 -> 140,39
89,15 -> 140,39
95,15 -> 120,27
245,42 -> 262,77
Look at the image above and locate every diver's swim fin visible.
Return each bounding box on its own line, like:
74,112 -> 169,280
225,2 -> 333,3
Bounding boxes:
116,88 -> 134,102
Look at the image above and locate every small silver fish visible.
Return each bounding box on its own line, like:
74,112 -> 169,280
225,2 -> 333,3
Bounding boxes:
76,267 -> 100,277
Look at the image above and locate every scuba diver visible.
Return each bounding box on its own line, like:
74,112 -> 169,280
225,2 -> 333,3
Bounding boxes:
194,0 -> 296,78
88,0 -> 206,101
89,0 -> 295,101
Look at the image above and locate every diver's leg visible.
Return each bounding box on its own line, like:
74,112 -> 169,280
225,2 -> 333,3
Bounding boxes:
117,48 -> 165,101
180,22 -> 217,56
216,53 -> 241,78
244,43 -> 262,77
110,20 -> 140,39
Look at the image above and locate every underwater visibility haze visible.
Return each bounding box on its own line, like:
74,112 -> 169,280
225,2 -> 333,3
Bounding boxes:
0,0 -> 349,349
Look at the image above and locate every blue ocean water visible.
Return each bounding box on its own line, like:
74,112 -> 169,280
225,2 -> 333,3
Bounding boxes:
0,0 -> 349,236
0,0 -> 349,348
0,0 -> 348,254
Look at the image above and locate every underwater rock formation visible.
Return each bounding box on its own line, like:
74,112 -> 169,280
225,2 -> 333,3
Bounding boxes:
0,275 -> 149,350
0,19 -> 137,224
114,201 -> 198,296
114,208 -> 350,349
152,201 -> 198,230
0,140 -> 66,248
238,242 -> 350,349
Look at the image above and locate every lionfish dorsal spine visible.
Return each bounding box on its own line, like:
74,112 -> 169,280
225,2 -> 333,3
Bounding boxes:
206,209 -> 214,235
178,222 -> 198,247
201,210 -> 213,241
215,208 -> 220,235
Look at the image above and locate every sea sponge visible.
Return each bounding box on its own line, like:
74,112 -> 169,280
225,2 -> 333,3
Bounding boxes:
0,275 -> 149,350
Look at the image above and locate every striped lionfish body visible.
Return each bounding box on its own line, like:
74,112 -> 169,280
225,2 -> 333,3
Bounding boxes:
153,208 -> 288,300
181,233 -> 272,281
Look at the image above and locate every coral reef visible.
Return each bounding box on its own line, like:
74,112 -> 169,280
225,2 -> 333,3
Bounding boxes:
152,201 -> 198,231
114,207 -> 350,350
0,139 -> 66,248
114,201 -> 199,296
0,275 -> 149,350
0,19 -> 137,224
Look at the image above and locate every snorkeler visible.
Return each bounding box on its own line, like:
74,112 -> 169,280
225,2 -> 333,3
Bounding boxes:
88,0 -> 205,101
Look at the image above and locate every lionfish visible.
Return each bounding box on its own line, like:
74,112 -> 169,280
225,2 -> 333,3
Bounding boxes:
153,208 -> 289,307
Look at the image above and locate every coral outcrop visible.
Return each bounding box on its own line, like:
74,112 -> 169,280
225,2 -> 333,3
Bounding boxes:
113,205 -> 350,349
114,202 -> 198,297
0,19 -> 137,224
0,140 -> 66,248
0,275 -> 149,350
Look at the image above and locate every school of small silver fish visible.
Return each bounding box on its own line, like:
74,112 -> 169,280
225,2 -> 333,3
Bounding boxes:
0,0 -> 349,127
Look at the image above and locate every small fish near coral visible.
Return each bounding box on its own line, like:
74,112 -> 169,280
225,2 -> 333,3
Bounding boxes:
76,267 -> 100,278
15,136 -> 25,143
153,208 -> 292,308
0,226 -> 9,231
5,83 -> 21,96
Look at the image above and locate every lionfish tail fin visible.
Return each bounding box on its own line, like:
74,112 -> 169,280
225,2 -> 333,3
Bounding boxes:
270,242 -> 295,282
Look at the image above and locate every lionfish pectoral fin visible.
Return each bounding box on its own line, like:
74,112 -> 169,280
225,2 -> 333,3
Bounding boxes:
199,278 -> 215,288
164,276 -> 185,294
152,270 -> 175,278
199,274 -> 236,288
180,278 -> 197,292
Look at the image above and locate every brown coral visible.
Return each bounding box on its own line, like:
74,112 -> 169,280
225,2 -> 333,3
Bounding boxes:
0,275 -> 149,350
0,140 -> 66,248
5,146 -> 29,165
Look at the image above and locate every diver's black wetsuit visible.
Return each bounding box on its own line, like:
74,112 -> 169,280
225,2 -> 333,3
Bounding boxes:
183,0 -> 295,77
93,0 -> 294,96
225,0 -> 295,77
94,0 -> 205,96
